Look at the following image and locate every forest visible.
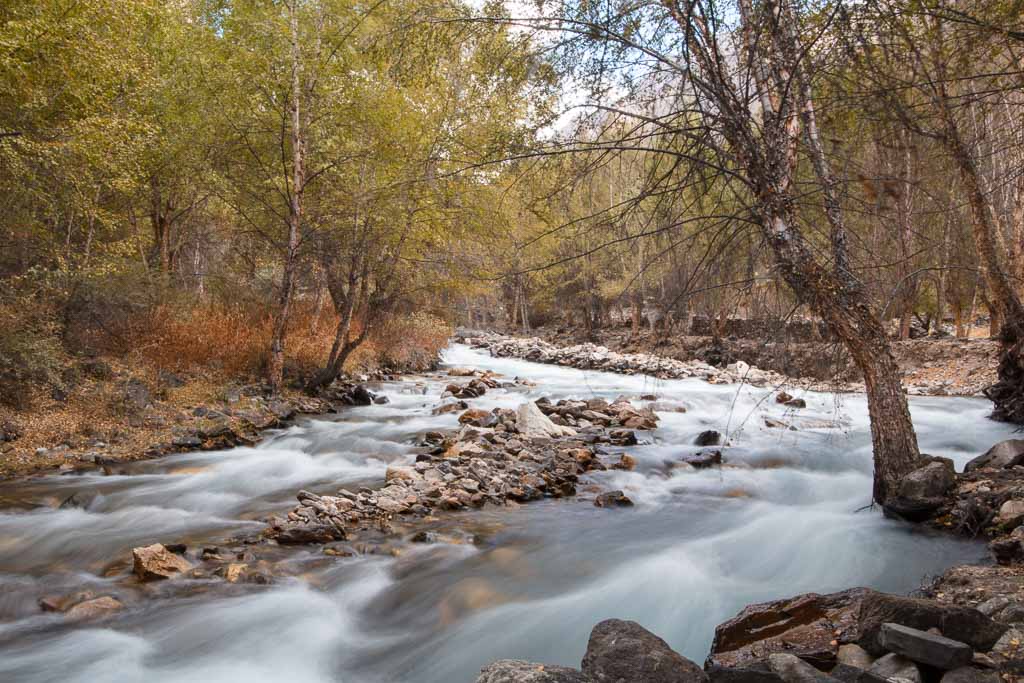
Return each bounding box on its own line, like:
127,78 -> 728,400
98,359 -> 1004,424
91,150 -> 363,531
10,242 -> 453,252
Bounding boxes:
2,0 -> 1024,681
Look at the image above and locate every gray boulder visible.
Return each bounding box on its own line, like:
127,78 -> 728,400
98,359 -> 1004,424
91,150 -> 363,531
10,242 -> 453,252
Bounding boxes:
767,654 -> 839,682
476,660 -> 593,683
940,667 -> 1000,683
867,654 -> 920,683
582,619 -> 708,683
965,439 -> 1024,472
878,623 -> 972,670
884,459 -> 955,522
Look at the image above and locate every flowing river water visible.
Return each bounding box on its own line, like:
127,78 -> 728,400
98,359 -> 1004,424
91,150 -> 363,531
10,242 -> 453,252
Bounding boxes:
0,344 -> 1016,682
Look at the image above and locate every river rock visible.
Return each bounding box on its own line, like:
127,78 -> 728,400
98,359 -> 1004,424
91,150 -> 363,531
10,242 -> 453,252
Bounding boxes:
683,450 -> 722,468
517,401 -> 576,439
884,460 -> 956,521
433,400 -> 468,415
877,623 -> 973,670
459,408 -> 495,427
854,591 -> 1006,654
581,619 -> 708,682
965,439 -> 1024,472
64,595 -> 124,620
767,653 -> 838,682
594,491 -> 634,508
866,654 -> 921,683
476,660 -> 593,683
785,398 -> 807,409
997,499 -> 1024,528
132,543 -> 194,581
836,644 -> 874,670
707,589 -> 867,671
940,668 -> 1000,683
695,430 -> 721,446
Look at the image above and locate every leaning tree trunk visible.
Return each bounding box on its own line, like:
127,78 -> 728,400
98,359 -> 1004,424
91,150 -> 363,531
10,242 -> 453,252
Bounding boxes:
943,114 -> 1024,422
764,206 -> 922,504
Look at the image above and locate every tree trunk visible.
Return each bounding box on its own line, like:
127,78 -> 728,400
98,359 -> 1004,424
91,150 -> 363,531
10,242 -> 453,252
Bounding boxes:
267,2 -> 305,394
942,111 -> 1024,422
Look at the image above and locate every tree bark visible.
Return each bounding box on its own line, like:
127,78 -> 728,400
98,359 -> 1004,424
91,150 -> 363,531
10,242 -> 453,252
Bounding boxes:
267,1 -> 304,393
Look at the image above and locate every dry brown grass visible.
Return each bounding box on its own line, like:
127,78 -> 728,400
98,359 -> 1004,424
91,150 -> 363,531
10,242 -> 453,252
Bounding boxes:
129,304 -> 335,378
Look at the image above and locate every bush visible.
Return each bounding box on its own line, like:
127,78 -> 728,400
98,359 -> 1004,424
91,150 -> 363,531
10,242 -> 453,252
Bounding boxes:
0,298 -> 64,408
348,312 -> 451,373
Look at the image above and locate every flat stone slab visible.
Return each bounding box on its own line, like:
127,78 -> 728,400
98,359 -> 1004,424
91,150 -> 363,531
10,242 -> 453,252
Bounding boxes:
878,623 -> 973,670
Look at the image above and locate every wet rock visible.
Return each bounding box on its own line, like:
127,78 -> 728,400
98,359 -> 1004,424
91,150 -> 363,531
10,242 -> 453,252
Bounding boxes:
59,489 -> 100,510
940,667 -> 1000,683
594,491 -> 634,508
878,623 -> 972,670
433,400 -> 468,415
410,531 -> 439,543
709,589 -> 868,671
776,392 -> 793,404
132,543 -> 194,581
855,591 -> 1006,654
608,429 -> 637,446
695,430 -> 722,446
271,523 -> 345,545
581,619 -> 708,682
476,660 -> 593,683
706,663 -> 783,682
517,401 -> 576,439
64,596 -> 123,621
39,590 -> 96,613
866,654 -> 920,683
610,454 -> 636,471
884,459 -> 956,522
373,395 -> 390,404
965,439 -> 1024,472
460,408 -> 497,427
767,653 -> 838,682
784,398 -> 807,409
683,450 -> 723,468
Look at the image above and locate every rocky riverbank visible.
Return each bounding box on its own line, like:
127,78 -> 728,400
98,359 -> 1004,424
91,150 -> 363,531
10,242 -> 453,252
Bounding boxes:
0,362 -> 397,479
470,435 -> 1024,682
465,331 -> 998,398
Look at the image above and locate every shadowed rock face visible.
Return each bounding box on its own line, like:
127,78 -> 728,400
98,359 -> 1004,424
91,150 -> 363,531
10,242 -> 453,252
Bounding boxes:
582,619 -> 708,683
965,439 -> 1024,472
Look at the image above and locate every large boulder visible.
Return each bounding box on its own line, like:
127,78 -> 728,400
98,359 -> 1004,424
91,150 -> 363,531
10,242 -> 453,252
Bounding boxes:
475,660 -> 593,683
883,459 -> 956,522
582,619 -> 708,683
517,401 -> 576,439
853,591 -> 1006,655
132,543 -> 193,581
707,589 -> 867,671
965,439 -> 1024,472
877,623 -> 972,670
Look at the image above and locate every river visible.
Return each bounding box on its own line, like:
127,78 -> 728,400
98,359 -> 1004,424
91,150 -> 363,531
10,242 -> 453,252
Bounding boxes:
0,343 -> 1015,682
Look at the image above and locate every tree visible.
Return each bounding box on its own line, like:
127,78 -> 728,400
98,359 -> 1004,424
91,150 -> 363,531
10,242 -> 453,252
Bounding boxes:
492,0 -> 923,503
